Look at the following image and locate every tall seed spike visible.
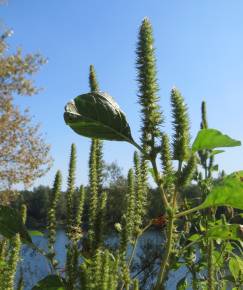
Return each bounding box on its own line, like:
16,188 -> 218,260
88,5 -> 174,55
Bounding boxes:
179,154 -> 197,187
200,100 -> 208,129
89,64 -> 99,92
171,88 -> 190,162
95,191 -> 108,249
66,144 -> 76,239
136,18 -> 163,154
48,171 -> 62,259
161,133 -> 174,196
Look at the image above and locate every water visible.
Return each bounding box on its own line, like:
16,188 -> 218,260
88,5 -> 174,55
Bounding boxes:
19,229 -> 186,289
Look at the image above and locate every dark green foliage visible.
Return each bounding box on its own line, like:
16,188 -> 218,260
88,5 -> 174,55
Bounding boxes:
32,275 -> 65,290
0,205 -> 31,243
171,88 -> 190,162
0,204 -> 27,290
136,18 -> 163,154
64,92 -> 134,142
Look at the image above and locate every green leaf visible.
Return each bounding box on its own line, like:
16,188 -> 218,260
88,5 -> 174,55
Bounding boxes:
192,129 -> 241,152
64,92 -> 134,143
176,277 -> 187,290
229,257 -> 243,281
0,205 -> 32,244
198,171 -> 243,210
210,150 -> 225,156
32,275 -> 65,290
28,230 -> 44,237
188,233 -> 201,241
206,224 -> 243,241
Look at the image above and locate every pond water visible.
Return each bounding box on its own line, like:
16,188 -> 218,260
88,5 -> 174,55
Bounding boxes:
19,229 -> 187,289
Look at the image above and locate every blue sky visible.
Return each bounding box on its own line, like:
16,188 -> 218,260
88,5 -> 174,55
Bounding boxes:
2,0 -> 243,189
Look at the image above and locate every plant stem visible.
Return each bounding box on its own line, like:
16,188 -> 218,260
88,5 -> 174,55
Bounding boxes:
207,240 -> 215,290
150,155 -> 174,289
175,205 -> 202,218
154,215 -> 174,290
151,159 -> 169,209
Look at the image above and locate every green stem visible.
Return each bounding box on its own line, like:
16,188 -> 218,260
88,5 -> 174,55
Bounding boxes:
175,204 -> 202,218
207,240 -> 215,290
128,222 -> 152,269
120,222 -> 152,290
151,159 -> 170,209
154,215 -> 174,290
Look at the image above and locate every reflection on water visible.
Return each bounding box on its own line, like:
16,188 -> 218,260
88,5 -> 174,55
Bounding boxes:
18,229 -> 186,289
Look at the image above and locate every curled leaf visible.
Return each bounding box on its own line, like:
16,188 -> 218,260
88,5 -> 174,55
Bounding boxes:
64,92 -> 134,143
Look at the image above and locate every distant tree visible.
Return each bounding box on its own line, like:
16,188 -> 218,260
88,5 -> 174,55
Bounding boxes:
0,29 -> 52,199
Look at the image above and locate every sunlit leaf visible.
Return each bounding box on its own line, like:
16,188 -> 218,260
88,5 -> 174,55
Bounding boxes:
0,205 -> 32,244
188,233 -> 201,241
198,171 -> 243,210
229,256 -> 243,281
32,275 -> 65,290
206,224 -> 243,241
210,150 -> 225,156
192,129 -> 241,152
64,92 -> 134,143
28,230 -> 44,237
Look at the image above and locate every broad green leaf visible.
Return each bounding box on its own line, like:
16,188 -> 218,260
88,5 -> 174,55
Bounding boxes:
210,150 -> 225,156
0,205 -> 32,244
28,230 -> 44,237
206,224 -> 243,241
192,129 -> 241,152
64,92 -> 134,143
188,233 -> 201,241
198,171 -> 243,210
32,275 -> 65,290
176,277 -> 187,290
229,257 -> 243,281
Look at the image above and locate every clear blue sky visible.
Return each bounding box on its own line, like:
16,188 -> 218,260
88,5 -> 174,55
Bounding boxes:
2,0 -> 243,189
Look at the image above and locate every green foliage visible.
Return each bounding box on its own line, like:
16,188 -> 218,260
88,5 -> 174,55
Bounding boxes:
198,171 -> 243,210
32,275 -> 65,290
0,205 -> 32,244
206,223 -> 243,241
2,17 -> 243,290
64,92 -> 134,143
192,128 -> 241,152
